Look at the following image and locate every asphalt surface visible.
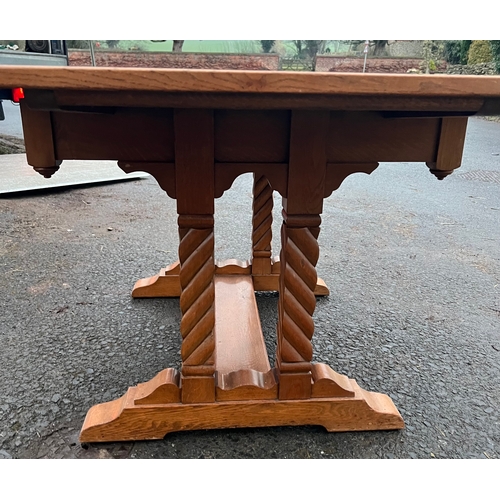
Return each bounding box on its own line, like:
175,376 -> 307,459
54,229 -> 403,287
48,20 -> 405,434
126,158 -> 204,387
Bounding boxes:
0,117 -> 499,459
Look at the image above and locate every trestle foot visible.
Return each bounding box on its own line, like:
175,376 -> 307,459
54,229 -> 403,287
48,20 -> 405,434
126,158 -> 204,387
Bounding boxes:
80,371 -> 404,442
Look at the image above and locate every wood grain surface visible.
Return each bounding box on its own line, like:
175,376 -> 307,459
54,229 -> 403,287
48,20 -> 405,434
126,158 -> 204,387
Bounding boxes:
19,102 -> 61,176
80,377 -> 404,442
1,67 -> 500,99
426,117 -> 469,179
214,275 -> 278,401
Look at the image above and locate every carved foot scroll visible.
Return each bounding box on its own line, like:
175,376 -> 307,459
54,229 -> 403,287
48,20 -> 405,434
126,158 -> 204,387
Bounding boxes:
131,261 -> 181,298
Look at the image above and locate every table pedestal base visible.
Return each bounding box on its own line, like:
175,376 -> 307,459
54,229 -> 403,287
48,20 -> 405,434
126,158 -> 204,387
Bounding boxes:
80,381 -> 404,442
80,275 -> 403,443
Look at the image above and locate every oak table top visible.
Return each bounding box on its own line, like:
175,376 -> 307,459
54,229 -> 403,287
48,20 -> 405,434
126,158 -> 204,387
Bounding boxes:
1,66 -> 500,113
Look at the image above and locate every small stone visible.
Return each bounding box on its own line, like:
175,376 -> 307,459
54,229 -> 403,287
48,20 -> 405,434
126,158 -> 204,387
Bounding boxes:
0,450 -> 12,459
51,394 -> 61,403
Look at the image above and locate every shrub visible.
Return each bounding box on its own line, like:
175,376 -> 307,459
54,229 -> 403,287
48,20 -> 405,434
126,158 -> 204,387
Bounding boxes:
443,41 -> 462,64
468,40 -> 493,64
106,40 -> 120,49
260,41 -> 275,53
66,40 -> 89,49
460,40 -> 471,65
490,41 -> 500,73
421,40 -> 444,73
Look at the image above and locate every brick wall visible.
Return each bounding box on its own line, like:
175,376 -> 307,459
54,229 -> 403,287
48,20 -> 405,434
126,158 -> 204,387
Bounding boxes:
68,50 -> 450,74
316,56 -> 429,73
68,50 -> 280,70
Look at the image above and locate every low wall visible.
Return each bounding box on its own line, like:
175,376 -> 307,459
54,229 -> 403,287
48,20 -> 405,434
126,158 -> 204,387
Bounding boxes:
68,50 -> 461,74
68,50 -> 280,70
316,56 -> 429,73
447,63 -> 496,75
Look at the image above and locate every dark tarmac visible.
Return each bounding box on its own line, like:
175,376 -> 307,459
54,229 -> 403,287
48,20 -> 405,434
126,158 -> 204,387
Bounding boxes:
0,117 -> 499,459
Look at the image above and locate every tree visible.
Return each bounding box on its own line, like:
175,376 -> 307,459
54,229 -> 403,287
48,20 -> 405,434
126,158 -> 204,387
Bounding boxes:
490,41 -> 500,74
443,41 -> 461,65
460,40 -> 472,65
291,40 -> 327,59
260,40 -> 274,53
348,40 -> 390,56
289,41 -> 328,70
151,40 -> 184,52
172,40 -> 184,52
304,40 -> 327,59
291,40 -> 328,67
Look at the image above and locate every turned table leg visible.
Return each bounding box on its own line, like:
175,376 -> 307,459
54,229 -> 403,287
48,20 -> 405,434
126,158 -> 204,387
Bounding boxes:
175,109 -> 216,403
251,172 -> 329,296
252,173 -> 274,275
274,110 -> 328,399
277,212 -> 321,399
178,215 -> 216,403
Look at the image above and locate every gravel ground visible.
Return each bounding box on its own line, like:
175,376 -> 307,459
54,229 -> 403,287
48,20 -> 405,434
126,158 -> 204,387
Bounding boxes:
0,117 -> 499,459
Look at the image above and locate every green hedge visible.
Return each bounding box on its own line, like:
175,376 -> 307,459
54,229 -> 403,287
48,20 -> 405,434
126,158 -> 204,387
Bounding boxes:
468,40 -> 492,64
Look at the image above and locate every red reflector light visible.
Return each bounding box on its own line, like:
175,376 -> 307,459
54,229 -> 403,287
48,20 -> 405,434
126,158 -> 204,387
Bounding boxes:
12,88 -> 25,102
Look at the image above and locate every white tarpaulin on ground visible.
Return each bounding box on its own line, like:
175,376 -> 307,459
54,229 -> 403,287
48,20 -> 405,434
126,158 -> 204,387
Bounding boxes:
0,154 -> 148,194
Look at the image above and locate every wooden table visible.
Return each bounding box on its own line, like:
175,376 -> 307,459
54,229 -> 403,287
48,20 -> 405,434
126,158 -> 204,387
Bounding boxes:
2,67 -> 500,442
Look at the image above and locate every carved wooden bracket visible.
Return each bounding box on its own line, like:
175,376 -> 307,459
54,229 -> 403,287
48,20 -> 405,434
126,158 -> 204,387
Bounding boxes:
214,163 -> 288,198
324,163 -> 379,197
118,161 -> 176,198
